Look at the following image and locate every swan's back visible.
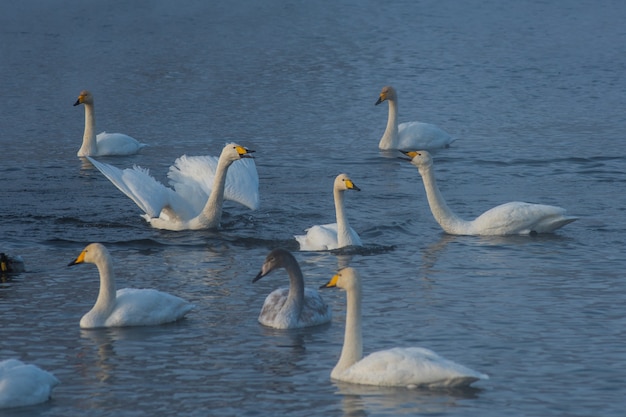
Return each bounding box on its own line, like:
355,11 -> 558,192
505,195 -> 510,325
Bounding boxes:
335,347 -> 488,388
259,287 -> 331,329
94,132 -> 147,156
0,359 -> 59,409
397,122 -> 455,150
470,201 -> 578,235
81,288 -> 194,329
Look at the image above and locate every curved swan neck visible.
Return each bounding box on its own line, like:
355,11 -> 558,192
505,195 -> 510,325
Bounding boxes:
195,157 -> 233,229
334,282 -> 363,375
282,260 -> 305,315
418,164 -> 466,233
334,188 -> 351,247
379,98 -> 399,150
79,103 -> 98,156
92,253 -> 116,317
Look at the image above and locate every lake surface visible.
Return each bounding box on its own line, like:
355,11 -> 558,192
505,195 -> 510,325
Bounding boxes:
1,0 -> 626,416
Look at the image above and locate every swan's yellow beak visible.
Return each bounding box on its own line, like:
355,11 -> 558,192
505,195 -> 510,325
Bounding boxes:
375,92 -> 387,106
236,146 -> 255,158
399,150 -> 419,161
73,93 -> 85,107
68,250 -> 86,266
345,179 -> 360,191
320,273 -> 339,289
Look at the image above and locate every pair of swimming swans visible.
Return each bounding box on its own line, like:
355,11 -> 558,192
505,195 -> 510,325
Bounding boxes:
295,173 -> 362,251
88,143 -> 259,231
74,90 -> 147,157
252,249 -> 486,388
68,243 -> 194,329
376,86 -> 456,150
0,359 -> 59,409
403,150 -> 578,235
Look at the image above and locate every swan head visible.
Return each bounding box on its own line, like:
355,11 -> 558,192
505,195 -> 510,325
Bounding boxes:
253,248 -> 295,283
74,90 -> 94,106
375,85 -> 397,106
68,243 -> 108,266
221,143 -> 255,163
320,267 -> 360,291
400,150 -> 433,169
334,173 -> 360,192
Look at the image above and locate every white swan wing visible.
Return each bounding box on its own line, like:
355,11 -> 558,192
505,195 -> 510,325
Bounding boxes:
295,223 -> 361,251
340,347 -> 487,388
103,288 -> 194,327
397,122 -> 454,150
0,359 -> 59,409
167,155 -> 260,211
473,202 -> 578,235
95,132 -> 147,156
295,224 -> 339,251
87,157 -> 193,219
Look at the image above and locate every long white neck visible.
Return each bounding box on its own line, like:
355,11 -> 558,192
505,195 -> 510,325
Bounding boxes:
332,282 -> 363,378
89,253 -> 116,321
192,157 -> 233,229
418,164 -> 467,234
334,188 -> 352,247
78,103 -> 98,156
379,99 -> 399,150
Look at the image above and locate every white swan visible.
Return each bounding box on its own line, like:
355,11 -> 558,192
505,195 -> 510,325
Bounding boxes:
74,90 -> 147,157
321,267 -> 488,388
295,173 -> 362,251
375,86 -> 455,150
253,248 -> 332,329
0,359 -> 59,409
68,243 -> 194,329
403,150 -> 578,235
87,143 -> 259,231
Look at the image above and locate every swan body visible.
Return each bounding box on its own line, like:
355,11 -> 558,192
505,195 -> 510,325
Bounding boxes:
68,243 -> 194,329
404,150 -> 578,235
253,248 -> 332,329
0,253 -> 25,273
375,86 -> 455,150
87,143 -> 259,231
0,359 -> 59,409
321,268 -> 488,388
74,90 -> 147,157
295,174 -> 362,251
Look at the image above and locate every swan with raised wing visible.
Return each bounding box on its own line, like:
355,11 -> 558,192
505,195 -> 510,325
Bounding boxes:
88,143 -> 259,231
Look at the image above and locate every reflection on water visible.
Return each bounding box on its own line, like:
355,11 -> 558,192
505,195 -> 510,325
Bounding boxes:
334,380 -> 482,416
